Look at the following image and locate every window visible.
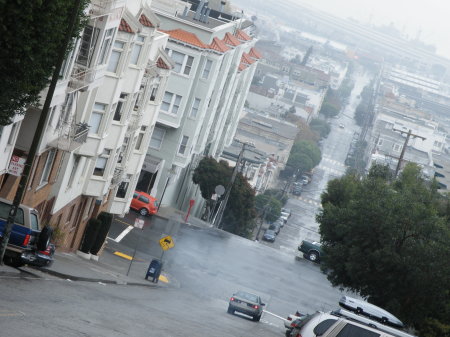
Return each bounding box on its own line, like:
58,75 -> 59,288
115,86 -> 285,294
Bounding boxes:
107,40 -> 125,73
77,25 -> 100,66
202,59 -> 213,79
98,28 -> 115,65
130,35 -> 145,65
336,324 -> 380,337
167,49 -> 195,75
149,127 -> 165,150
135,126 -> 147,150
393,144 -> 402,152
178,135 -> 189,155
160,92 -> 182,114
116,178 -> 130,198
0,126 -> 3,139
138,195 -> 150,203
313,319 -> 337,336
113,93 -> 128,121
0,201 -> 24,225
190,98 -> 201,118
184,55 -> 194,75
39,149 -> 56,186
89,103 -> 107,134
7,122 -> 18,145
93,149 -> 111,177
118,136 -> 130,164
67,155 -> 81,188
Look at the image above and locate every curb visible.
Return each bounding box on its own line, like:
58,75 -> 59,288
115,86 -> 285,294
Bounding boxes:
34,266 -> 158,287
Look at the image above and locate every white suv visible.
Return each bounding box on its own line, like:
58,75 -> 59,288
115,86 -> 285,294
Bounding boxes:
288,309 -> 416,337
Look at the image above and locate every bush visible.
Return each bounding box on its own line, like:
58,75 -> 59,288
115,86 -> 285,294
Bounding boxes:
90,212 -> 113,255
79,218 -> 102,254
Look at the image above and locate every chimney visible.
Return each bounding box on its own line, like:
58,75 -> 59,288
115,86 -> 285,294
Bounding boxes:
200,2 -> 209,23
194,0 -> 206,21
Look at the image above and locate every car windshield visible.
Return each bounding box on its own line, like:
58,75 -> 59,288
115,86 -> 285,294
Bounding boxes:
235,291 -> 258,303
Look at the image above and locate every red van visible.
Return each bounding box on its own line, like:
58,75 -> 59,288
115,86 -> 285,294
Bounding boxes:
130,191 -> 158,216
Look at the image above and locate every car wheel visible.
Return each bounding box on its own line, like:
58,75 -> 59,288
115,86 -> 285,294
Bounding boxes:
356,307 -> 363,315
308,251 -> 319,263
37,226 -> 53,251
139,208 -> 149,216
227,305 -> 234,314
4,256 -> 25,268
253,314 -> 261,322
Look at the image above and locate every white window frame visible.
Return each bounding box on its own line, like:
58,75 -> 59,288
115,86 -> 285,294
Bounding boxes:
98,28 -> 115,65
93,149 -> 111,177
67,154 -> 81,188
149,127 -> 165,150
393,143 -> 402,152
166,49 -> 195,76
107,40 -> 125,73
130,35 -> 145,65
202,59 -> 213,79
190,98 -> 201,118
178,135 -> 189,155
113,93 -> 128,122
160,92 -> 182,114
39,149 -> 56,186
89,103 -> 107,135
135,126 -> 147,151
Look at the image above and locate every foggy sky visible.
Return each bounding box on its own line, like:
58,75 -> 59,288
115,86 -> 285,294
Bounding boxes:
295,0 -> 450,58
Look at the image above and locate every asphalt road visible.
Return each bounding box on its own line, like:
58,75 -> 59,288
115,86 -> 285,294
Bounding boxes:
0,73 -> 371,337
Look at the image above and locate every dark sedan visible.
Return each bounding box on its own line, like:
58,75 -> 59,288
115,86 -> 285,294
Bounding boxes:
262,229 -> 276,242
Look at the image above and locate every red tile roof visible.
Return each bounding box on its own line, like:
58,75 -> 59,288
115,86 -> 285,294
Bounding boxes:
241,52 -> 255,65
119,18 -> 134,33
249,47 -> 262,59
235,29 -> 251,41
209,37 -> 230,53
156,57 -> 170,70
139,14 -> 154,28
162,29 -> 207,49
238,62 -> 248,72
223,32 -> 241,47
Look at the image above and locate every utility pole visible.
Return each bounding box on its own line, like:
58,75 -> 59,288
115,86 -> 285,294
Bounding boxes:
213,141 -> 251,228
393,128 -> 426,177
0,0 -> 83,264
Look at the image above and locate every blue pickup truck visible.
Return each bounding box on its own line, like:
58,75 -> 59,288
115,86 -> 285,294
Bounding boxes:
0,197 -> 52,267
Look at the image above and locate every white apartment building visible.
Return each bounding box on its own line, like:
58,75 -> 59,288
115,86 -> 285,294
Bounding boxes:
139,0 -> 260,217
0,0 -> 172,251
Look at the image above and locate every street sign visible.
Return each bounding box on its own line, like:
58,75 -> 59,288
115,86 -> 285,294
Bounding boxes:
159,235 -> 175,251
8,155 -> 26,176
134,218 -> 144,229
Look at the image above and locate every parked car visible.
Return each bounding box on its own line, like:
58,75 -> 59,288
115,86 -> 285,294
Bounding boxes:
339,296 -> 404,328
280,211 -> 290,223
292,185 -> 302,196
300,175 -> 310,185
281,208 -> 291,217
130,191 -> 158,216
21,243 -> 55,267
298,240 -> 324,263
268,222 -> 281,234
0,197 -> 53,267
227,291 -> 265,322
273,218 -> 284,228
262,229 -> 276,242
288,309 -> 415,337
339,123 -> 345,128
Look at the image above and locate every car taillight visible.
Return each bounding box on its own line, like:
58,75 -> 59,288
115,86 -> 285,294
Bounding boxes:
40,247 -> 51,255
287,317 -> 292,321
295,334 -> 302,337
230,297 -> 235,301
23,234 -> 30,246
253,305 -> 259,309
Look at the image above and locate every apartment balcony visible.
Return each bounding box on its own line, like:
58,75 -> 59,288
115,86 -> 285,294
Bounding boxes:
68,64 -> 96,92
49,120 -> 90,152
89,0 -> 123,17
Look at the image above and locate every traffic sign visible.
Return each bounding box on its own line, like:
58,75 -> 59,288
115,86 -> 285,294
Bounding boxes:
159,235 -> 174,251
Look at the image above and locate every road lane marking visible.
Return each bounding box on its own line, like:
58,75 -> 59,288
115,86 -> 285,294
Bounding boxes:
0,310 -> 25,317
159,274 -> 169,283
111,225 -> 134,243
113,251 -> 133,260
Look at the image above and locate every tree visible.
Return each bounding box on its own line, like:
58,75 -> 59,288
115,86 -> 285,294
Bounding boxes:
0,1 -> 89,125
317,163 -> 450,334
255,194 -> 282,223
319,102 -> 340,118
309,118 -> 331,139
192,157 -> 257,238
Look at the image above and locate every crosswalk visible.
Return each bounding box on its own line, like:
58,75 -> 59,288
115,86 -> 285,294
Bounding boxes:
290,195 -> 322,208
